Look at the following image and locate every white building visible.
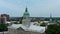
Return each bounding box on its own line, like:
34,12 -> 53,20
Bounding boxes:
8,8 -> 46,34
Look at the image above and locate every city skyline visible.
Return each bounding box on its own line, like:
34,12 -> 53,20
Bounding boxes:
0,0 -> 60,17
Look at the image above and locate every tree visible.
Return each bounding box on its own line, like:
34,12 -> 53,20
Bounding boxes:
46,24 -> 60,34
40,22 -> 46,26
20,17 -> 23,24
45,18 -> 49,21
0,24 -> 8,32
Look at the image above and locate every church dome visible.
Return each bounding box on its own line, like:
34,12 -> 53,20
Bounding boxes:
24,11 -> 29,15
23,8 -> 30,16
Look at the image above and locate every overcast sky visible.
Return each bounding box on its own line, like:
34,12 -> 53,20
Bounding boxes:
0,0 -> 60,17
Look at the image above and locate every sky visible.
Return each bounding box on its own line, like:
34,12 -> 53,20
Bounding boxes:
0,0 -> 60,17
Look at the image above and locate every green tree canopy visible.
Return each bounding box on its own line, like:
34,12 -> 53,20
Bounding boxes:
46,24 -> 60,34
20,17 -> 23,24
0,24 -> 7,32
40,22 -> 46,26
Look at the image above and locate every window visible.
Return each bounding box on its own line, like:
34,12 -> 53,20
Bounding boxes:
20,31 -> 24,34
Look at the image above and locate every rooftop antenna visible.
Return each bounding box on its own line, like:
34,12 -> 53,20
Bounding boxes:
50,13 -> 52,18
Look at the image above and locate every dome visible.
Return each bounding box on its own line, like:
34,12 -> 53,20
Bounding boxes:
24,11 -> 29,15
23,8 -> 30,16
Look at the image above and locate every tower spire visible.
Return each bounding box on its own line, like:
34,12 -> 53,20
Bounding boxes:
50,13 -> 52,18
50,13 -> 52,23
25,7 -> 28,12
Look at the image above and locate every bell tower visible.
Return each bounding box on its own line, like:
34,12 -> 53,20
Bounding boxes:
22,7 -> 31,27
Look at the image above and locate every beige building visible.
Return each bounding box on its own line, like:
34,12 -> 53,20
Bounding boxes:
7,8 -> 46,34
